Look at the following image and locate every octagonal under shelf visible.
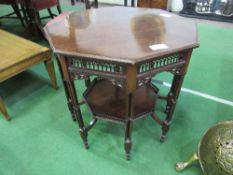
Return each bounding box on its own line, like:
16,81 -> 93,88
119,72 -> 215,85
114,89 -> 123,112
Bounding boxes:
83,79 -> 158,123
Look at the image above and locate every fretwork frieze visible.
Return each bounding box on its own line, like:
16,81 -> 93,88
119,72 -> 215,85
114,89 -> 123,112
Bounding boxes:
67,54 -> 186,86
70,58 -> 124,74
137,53 -> 185,75
68,57 -> 126,80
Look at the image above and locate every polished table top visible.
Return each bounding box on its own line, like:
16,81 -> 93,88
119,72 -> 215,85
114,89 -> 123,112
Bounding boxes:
44,7 -> 198,64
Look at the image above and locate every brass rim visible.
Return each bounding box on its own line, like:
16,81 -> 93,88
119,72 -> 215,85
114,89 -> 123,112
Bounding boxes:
198,120 -> 233,175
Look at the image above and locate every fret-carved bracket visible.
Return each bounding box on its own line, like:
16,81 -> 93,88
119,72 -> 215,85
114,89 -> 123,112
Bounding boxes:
169,67 -> 182,75
137,76 -> 152,87
110,78 -> 124,87
71,72 -> 90,80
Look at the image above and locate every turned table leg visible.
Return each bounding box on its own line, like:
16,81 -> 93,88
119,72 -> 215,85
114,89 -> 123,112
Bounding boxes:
161,50 -> 193,142
71,0 -> 75,5
57,56 -> 89,148
125,119 -> 133,160
0,96 -> 11,121
124,65 -> 137,159
124,93 -> 133,160
85,0 -> 91,9
84,0 -> 98,9
161,74 -> 184,142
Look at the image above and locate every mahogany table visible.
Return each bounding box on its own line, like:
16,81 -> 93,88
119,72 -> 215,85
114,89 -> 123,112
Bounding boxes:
44,7 -> 198,159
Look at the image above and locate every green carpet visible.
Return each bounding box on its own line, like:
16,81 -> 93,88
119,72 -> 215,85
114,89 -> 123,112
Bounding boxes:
1,4 -> 233,175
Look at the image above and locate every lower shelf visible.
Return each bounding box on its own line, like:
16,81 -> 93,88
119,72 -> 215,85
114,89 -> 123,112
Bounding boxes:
84,78 -> 158,123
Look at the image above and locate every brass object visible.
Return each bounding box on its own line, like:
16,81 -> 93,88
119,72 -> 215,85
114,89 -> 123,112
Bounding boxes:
176,120 -> 233,175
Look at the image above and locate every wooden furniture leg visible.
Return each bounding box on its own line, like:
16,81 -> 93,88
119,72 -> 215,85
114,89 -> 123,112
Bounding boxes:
131,0 -> 135,6
0,29 -> 59,120
21,5 -> 29,23
25,5 -> 42,37
124,0 -> 127,6
124,65 -> 137,159
0,96 -> 11,121
124,93 -> 134,159
11,3 -> 25,27
84,0 -> 98,9
94,0 -> 98,8
85,0 -> 90,9
161,50 -> 193,142
125,119 -> 132,160
44,60 -> 58,89
47,8 -> 54,18
57,3 -> 62,14
124,0 -> 135,6
57,56 -> 89,148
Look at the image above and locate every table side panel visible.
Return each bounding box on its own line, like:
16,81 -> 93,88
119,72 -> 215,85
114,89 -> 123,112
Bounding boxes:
136,51 -> 187,85
0,29 -> 49,71
0,50 -> 52,82
66,56 -> 127,86
61,50 -> 187,88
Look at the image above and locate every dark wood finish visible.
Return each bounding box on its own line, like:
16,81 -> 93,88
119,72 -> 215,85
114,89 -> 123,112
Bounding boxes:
124,0 -> 135,6
137,0 -> 168,10
0,1 -> 25,27
71,0 -> 84,6
44,7 -> 198,159
125,120 -> 132,160
84,79 -> 157,122
85,0 -> 98,9
71,0 -> 75,5
47,8 -> 54,18
57,55 -> 89,148
44,7 -> 198,64
20,0 -> 62,38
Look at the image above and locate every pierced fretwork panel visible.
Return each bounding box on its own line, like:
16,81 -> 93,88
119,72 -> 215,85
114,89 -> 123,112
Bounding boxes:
138,54 -> 184,74
69,58 -> 124,74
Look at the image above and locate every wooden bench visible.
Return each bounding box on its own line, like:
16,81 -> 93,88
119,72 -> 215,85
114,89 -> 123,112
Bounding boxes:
0,29 -> 57,120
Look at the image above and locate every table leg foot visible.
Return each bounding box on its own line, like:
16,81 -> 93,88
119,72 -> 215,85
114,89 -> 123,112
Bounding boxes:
84,142 -> 89,149
44,60 -> 58,89
160,120 -> 170,142
0,96 -> 11,121
80,128 -> 89,149
124,121 -> 132,160
125,139 -> 131,160
126,152 -> 130,160
160,135 -> 165,143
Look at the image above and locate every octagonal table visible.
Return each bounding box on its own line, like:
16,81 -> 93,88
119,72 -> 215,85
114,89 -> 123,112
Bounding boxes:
44,7 -> 198,159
